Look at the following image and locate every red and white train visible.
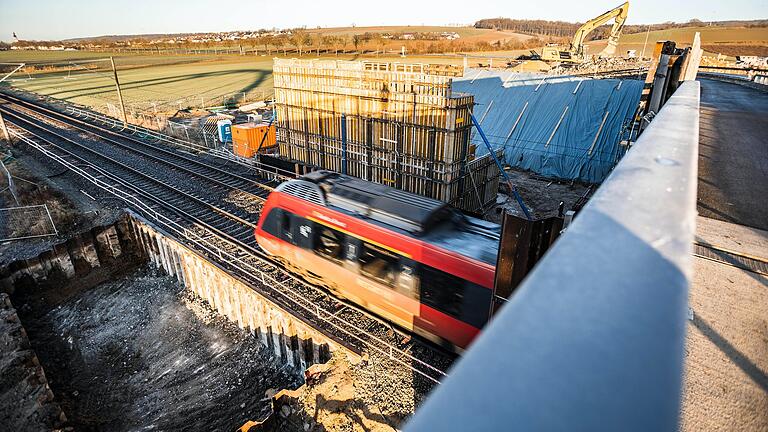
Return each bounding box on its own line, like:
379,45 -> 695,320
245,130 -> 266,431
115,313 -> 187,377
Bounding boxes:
254,171 -> 500,351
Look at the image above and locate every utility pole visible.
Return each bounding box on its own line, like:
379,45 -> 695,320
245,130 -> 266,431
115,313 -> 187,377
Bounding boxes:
640,25 -> 651,59
110,57 -> 128,127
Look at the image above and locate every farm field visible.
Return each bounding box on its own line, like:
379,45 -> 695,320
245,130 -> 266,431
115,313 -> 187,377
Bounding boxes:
586,26 -> 768,57
0,51 -> 473,114
0,52 -> 275,113
2,25 -> 764,115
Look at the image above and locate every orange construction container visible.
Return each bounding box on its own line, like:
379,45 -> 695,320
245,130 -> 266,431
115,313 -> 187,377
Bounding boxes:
232,122 -> 276,158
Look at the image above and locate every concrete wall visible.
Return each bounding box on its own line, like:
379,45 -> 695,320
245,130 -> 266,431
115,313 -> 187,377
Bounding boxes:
0,292 -> 67,430
0,217 -> 141,295
1,213 -> 335,375
129,216 -> 334,372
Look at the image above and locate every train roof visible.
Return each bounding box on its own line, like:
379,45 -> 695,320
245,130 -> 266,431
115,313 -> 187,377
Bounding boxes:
275,171 -> 500,265
278,171 -> 452,234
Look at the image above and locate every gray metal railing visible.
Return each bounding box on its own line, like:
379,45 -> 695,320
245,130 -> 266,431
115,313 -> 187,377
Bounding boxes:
406,81 -> 701,431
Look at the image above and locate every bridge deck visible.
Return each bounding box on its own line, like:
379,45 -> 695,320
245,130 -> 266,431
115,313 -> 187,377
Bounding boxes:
697,78 -> 768,231
681,79 -> 768,431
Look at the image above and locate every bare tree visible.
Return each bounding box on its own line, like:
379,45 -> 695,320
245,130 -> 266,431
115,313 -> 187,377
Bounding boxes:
260,35 -> 274,54
291,30 -> 312,56
352,34 -> 361,53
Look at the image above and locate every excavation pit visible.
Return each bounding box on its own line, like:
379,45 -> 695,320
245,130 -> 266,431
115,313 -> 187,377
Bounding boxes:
0,215 -> 344,430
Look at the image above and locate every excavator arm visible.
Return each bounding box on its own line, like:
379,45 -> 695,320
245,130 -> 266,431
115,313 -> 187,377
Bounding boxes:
540,1 -> 629,63
570,1 -> 629,58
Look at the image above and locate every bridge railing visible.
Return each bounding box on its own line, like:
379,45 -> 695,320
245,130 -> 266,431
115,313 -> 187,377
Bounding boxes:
406,80 -> 701,431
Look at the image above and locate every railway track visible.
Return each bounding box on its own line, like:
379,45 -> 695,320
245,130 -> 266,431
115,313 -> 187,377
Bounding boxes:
1,105 -> 264,244
0,92 -> 454,387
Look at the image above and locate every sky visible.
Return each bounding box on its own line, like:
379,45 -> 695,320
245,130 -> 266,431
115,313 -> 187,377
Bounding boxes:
1,0 -> 766,41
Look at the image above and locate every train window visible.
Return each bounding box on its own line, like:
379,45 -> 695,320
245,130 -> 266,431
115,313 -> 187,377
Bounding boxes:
314,226 -> 345,262
418,264 -> 492,329
261,208 -> 284,238
359,242 -> 399,287
293,217 -> 314,250
419,265 -> 464,320
280,212 -> 294,244
460,281 -> 493,329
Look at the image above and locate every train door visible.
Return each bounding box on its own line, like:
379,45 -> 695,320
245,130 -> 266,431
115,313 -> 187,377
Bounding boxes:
353,239 -> 420,324
343,236 -> 361,273
395,258 -> 419,302
395,257 -> 421,324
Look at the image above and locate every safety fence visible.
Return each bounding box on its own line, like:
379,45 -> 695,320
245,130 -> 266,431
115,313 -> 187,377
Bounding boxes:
0,204 -> 58,241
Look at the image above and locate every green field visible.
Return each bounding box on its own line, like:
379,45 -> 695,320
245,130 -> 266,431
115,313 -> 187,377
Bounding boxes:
306,25 -> 532,45
0,26 -> 532,115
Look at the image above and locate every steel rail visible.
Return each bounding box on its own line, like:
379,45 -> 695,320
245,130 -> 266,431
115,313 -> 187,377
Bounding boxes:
2,90 -> 298,181
0,93 -> 276,195
1,93 -> 459,365
0,107 -> 258,233
2,105 -> 440,355
5,117 -> 451,383
2,108 -> 259,249
9,124 -> 450,383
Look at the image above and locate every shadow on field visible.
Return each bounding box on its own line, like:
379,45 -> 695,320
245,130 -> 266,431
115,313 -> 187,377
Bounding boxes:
22,68 -> 272,103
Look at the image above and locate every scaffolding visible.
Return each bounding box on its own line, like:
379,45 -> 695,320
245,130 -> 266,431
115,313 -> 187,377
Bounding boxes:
272,59 -> 499,213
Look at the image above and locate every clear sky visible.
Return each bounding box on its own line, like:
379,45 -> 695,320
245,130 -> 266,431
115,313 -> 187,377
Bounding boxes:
1,0 -> 766,41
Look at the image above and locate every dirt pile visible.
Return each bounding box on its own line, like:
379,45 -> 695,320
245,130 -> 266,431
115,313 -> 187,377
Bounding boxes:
261,350 -> 437,432
487,168 -> 592,221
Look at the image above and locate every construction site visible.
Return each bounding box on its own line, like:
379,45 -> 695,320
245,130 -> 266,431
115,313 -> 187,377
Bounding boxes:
1,2 -> 767,431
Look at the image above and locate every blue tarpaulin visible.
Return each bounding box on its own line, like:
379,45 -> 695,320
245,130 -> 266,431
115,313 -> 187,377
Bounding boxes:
453,69 -> 643,183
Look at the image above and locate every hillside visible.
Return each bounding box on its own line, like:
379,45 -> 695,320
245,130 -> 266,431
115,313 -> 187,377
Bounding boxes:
299,25 -> 533,52
475,17 -> 767,39
305,26 -> 531,43
586,26 -> 768,57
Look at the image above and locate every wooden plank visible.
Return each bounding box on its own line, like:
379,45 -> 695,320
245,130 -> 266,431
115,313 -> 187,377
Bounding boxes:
272,59 -> 500,213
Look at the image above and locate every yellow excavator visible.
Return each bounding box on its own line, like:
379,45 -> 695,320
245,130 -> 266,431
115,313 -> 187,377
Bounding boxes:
541,2 -> 630,63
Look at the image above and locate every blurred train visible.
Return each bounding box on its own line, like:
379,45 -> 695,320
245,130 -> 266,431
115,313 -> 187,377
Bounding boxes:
254,171 -> 500,351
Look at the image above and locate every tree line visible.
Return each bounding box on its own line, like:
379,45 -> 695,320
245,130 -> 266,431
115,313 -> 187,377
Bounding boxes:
474,18 -> 768,41
8,29 -> 546,55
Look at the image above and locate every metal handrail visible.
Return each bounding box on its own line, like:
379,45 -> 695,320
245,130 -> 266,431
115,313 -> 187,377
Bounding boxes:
406,81 -> 701,431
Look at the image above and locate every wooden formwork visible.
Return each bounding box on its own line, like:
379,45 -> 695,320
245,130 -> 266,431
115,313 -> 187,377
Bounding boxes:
273,59 -> 498,213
